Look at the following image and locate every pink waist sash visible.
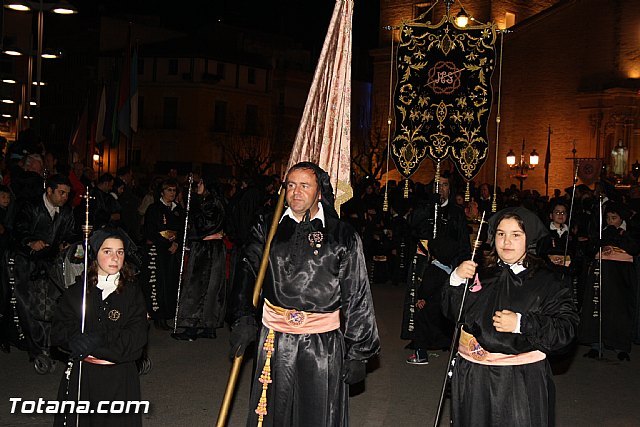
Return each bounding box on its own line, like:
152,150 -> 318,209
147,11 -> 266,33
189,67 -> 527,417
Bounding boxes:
596,246 -> 633,262
458,329 -> 546,366
262,299 -> 340,334
83,355 -> 115,365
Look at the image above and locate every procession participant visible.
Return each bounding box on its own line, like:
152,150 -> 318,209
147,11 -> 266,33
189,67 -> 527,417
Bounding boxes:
12,174 -> 78,359
445,207 -> 578,426
228,161 -> 380,427
403,172 -> 470,365
579,202 -> 639,361
51,228 -> 148,427
142,178 -> 183,330
172,174 -> 226,341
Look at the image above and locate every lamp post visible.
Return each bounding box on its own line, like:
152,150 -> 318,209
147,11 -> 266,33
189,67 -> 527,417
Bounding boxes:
506,138 -> 539,191
4,0 -> 77,136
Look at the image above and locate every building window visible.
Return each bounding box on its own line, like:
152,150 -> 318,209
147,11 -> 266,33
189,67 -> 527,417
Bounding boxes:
163,97 -> 178,129
217,62 -> 225,79
248,68 -> 256,84
214,100 -> 227,132
245,104 -> 258,135
168,59 -> 178,75
505,12 -> 516,28
138,58 -> 145,75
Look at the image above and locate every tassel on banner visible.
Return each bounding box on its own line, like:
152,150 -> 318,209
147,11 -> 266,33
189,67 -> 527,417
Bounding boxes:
465,182 -> 470,202
383,191 -> 389,212
404,179 -> 409,199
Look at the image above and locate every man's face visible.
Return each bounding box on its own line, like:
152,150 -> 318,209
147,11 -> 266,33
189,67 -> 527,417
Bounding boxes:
438,177 -> 450,201
25,159 -> 43,175
480,185 -> 490,199
0,192 -> 10,208
550,205 -> 567,225
285,168 -> 320,220
46,184 -> 70,207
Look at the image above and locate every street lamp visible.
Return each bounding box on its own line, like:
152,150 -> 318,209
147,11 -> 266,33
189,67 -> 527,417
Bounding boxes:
3,0 -> 77,135
506,138 -> 538,190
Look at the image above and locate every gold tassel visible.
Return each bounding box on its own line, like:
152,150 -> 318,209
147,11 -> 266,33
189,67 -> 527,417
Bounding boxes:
383,191 -> 389,212
404,179 -> 409,198
465,182 -> 470,202
255,329 -> 275,426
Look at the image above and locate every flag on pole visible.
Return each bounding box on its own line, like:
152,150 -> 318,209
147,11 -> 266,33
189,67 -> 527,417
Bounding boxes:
130,47 -> 138,133
544,125 -> 551,191
286,0 -> 354,214
68,100 -> 88,161
95,84 -> 107,145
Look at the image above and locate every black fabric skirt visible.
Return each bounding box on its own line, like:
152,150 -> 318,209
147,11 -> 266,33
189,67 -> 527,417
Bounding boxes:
54,361 -> 142,427
246,327 -> 348,427
451,356 -> 555,427
177,239 -> 226,329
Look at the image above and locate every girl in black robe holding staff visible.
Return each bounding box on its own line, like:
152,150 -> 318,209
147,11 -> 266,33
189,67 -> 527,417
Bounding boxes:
445,207 -> 578,427
51,228 -> 148,426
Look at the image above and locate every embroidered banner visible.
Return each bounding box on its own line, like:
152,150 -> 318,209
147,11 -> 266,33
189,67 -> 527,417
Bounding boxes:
392,15 -> 497,181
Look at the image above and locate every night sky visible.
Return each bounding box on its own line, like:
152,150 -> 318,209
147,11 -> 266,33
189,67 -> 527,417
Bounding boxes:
93,0 -> 380,52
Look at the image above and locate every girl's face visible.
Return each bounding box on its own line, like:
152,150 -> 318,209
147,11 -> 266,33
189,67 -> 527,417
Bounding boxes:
197,180 -> 205,195
495,217 -> 527,264
606,212 -> 623,228
96,238 -> 125,276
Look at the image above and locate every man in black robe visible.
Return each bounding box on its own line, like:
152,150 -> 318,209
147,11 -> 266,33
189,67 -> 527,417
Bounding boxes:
403,172 -> 471,364
229,162 -> 380,427
11,174 -> 78,358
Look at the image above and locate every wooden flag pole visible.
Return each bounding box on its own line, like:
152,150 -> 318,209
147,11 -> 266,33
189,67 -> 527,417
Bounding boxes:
215,188 -> 286,427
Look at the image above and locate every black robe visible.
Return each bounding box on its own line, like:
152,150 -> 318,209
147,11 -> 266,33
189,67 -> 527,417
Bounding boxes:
51,278 -> 148,427
579,224 -> 639,352
401,199 -> 470,344
10,197 -> 78,355
230,212 -> 380,427
141,200 -> 183,321
176,194 -> 227,330
443,264 -> 578,427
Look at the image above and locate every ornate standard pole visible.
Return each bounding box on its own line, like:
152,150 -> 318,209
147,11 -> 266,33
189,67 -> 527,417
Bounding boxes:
173,173 -> 194,333
71,186 -> 93,426
216,189 -> 286,427
434,212 -> 486,426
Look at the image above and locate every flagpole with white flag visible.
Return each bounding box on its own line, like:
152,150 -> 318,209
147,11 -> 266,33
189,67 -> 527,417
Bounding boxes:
215,1 -> 354,425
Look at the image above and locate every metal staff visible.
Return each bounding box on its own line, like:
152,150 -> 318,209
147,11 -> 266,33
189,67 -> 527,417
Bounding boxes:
216,188 -> 286,427
173,173 -> 194,333
598,193 -> 603,359
71,186 -> 93,426
561,161 -> 580,281
434,211 -> 486,427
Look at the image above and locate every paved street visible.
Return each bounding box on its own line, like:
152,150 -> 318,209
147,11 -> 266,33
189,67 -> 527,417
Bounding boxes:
2,281 -> 639,426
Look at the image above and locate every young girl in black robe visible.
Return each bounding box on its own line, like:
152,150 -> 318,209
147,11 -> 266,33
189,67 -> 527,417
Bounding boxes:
445,207 -> 578,427
51,228 -> 148,426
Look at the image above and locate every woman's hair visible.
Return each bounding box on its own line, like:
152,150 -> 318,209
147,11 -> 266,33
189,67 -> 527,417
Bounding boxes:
86,259 -> 136,294
484,211 -> 545,272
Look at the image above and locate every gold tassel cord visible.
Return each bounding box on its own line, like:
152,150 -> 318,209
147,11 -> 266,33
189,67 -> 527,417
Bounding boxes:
255,329 -> 275,427
383,26 -> 396,212
492,30 -> 505,213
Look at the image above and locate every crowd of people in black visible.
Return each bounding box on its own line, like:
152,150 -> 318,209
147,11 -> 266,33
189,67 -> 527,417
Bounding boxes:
0,138 -> 639,423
